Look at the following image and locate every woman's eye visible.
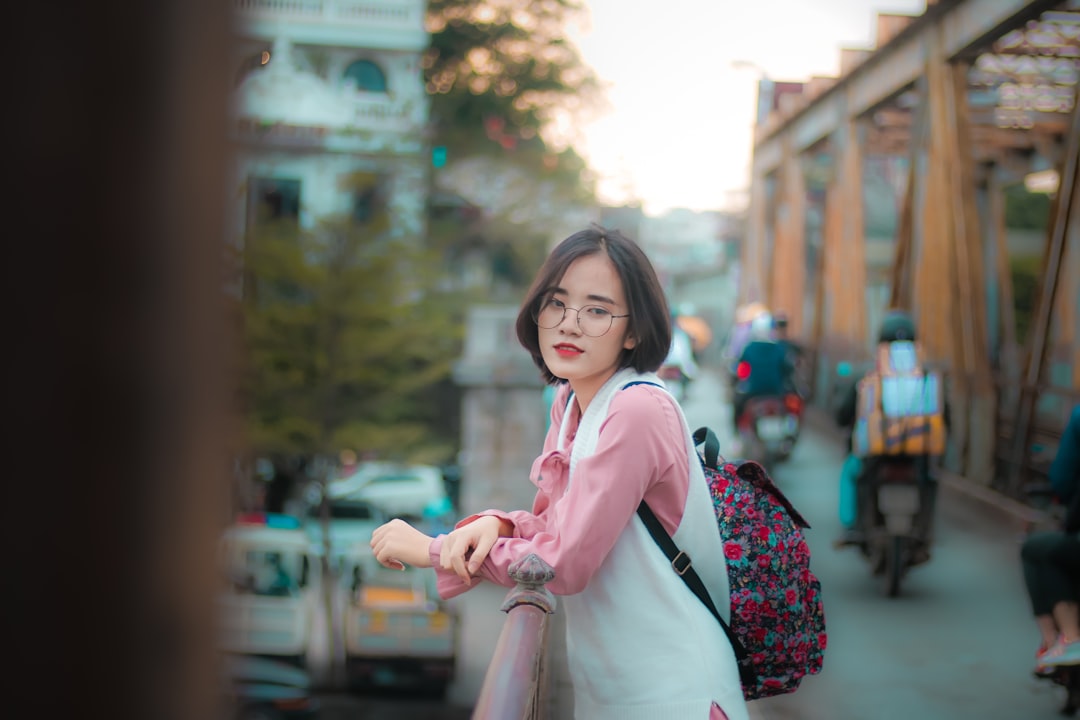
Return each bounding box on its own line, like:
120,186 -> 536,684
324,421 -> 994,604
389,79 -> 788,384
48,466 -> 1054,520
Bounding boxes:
547,297 -> 566,309
585,306 -> 611,317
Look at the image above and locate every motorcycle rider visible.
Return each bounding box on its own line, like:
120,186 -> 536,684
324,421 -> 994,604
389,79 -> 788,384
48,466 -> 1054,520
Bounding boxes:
731,312 -> 794,434
1022,404 -> 1080,673
833,309 -> 942,560
772,312 -> 804,396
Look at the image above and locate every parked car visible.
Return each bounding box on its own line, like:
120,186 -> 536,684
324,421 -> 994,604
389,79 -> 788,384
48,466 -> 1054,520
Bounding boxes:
302,497 -> 386,572
218,514 -> 321,665
339,544 -> 457,697
223,654 -> 319,720
328,462 -> 452,522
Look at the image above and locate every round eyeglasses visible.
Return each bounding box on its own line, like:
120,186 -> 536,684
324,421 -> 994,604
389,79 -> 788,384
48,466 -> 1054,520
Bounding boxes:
534,298 -> 629,337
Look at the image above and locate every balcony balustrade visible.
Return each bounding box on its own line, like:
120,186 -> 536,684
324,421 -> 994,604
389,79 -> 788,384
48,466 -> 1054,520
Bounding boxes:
235,0 -> 422,27
233,0 -> 427,50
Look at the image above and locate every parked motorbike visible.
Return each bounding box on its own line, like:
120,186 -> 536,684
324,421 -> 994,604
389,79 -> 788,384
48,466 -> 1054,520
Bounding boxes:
852,456 -> 933,597
735,393 -> 802,466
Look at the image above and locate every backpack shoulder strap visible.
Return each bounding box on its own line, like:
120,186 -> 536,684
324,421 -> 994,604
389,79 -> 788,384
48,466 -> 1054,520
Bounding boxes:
692,426 -> 722,469
637,500 -> 755,687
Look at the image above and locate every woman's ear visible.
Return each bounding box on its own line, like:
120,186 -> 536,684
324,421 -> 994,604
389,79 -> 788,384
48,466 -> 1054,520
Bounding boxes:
623,334 -> 637,351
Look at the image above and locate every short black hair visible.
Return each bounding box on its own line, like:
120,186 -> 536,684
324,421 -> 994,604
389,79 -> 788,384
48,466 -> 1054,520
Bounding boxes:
515,225 -> 672,385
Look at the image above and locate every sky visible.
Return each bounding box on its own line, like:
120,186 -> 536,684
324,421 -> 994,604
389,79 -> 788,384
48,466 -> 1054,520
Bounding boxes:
567,0 -> 928,215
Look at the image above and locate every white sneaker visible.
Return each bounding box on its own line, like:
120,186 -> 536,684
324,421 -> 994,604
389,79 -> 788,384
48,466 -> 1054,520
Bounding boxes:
1041,638 -> 1080,667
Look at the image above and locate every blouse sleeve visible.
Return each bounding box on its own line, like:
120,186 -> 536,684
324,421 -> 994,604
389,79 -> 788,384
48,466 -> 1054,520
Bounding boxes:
430,384 -> 688,598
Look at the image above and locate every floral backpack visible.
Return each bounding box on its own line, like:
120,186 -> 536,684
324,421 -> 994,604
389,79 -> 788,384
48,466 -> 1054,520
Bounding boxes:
637,425 -> 827,700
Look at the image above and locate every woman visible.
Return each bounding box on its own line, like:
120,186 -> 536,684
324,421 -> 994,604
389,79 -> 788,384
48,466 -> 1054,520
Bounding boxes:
1024,404 -> 1080,672
370,226 -> 748,720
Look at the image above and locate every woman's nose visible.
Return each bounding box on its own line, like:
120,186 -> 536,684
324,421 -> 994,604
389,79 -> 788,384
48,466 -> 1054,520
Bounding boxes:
559,307 -> 581,333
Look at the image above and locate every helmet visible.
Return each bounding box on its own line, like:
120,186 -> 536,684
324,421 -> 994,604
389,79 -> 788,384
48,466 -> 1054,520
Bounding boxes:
878,310 -> 917,343
750,313 -> 774,340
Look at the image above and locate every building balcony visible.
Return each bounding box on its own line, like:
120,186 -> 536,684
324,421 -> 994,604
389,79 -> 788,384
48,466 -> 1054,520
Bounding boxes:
233,0 -> 428,51
234,91 -> 426,152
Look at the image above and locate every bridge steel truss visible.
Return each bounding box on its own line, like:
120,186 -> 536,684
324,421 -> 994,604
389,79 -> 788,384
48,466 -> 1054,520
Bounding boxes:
743,0 -> 1079,497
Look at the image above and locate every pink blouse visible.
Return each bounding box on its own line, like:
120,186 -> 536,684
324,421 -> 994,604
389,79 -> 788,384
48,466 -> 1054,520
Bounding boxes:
427,381 -> 690,598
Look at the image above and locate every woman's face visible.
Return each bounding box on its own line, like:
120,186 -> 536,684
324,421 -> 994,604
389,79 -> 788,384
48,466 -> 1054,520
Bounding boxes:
538,253 -> 636,408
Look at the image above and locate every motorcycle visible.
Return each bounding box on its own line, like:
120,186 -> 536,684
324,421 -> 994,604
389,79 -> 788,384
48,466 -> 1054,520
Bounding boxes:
658,364 -> 690,403
735,392 -> 802,466
852,456 -> 933,597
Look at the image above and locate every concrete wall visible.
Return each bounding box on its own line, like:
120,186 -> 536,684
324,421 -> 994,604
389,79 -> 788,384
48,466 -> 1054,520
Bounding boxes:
449,305 -> 573,715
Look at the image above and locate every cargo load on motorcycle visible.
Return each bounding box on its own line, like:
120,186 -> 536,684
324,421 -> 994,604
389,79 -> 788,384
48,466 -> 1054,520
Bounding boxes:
852,340 -> 946,459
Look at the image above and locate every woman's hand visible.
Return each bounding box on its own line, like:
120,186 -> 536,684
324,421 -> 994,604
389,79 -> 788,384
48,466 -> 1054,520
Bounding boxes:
439,515 -> 511,584
370,519 -> 434,571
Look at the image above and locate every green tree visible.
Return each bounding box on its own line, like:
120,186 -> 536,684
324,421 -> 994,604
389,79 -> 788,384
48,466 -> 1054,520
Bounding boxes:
1004,185 -> 1051,231
424,0 -> 601,200
241,214 -> 466,475
1010,254 -> 1042,347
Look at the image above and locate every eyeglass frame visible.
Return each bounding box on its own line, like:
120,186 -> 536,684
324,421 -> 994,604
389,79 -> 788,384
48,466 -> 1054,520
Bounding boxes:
533,298 -> 630,337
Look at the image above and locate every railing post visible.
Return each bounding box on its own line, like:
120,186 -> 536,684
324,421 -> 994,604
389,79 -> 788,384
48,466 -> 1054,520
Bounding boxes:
472,554 -> 556,720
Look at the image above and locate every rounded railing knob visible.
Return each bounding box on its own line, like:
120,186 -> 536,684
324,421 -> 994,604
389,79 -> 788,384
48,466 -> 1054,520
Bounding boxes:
501,553 -> 556,614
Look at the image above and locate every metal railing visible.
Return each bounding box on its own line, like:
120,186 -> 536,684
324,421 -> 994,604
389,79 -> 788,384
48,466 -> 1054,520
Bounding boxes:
472,554 -> 555,720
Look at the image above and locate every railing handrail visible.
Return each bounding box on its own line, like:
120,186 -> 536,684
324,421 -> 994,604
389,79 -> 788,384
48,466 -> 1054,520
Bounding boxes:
472,554 -> 556,720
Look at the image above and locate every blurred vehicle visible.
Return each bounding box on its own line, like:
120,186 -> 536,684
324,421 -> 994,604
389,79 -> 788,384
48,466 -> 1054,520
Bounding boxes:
736,393 -> 802,466
218,513 -> 321,665
853,457 -> 931,598
675,313 -> 712,354
660,321 -> 698,403
732,313 -> 799,466
658,363 -> 691,403
328,462 -> 452,522
721,302 -> 770,385
302,496 -> 386,573
340,544 -> 457,697
223,654 -> 319,720
838,333 -> 944,597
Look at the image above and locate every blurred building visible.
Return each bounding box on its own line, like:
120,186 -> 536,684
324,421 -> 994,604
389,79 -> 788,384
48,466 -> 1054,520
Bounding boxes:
229,0 -> 430,243
598,204 -> 647,243
638,208 -> 731,280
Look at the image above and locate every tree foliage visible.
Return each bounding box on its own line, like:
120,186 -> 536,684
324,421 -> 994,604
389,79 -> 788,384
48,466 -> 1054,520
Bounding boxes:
240,213 -> 466,467
424,0 -> 601,194
1004,184 -> 1051,230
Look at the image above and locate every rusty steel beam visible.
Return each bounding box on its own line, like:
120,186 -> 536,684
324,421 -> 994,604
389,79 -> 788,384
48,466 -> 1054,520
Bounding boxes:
1007,89 -> 1080,495
752,0 -> 1060,172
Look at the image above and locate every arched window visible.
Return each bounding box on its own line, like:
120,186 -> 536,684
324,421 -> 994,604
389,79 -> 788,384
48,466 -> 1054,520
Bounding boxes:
343,60 -> 387,93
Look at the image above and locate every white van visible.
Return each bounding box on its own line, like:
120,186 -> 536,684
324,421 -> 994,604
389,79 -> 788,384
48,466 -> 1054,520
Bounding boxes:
218,513 -> 322,665
339,543 -> 457,695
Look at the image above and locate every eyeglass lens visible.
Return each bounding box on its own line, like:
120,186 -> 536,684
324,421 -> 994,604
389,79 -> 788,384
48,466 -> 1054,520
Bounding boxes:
536,304 -> 614,336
